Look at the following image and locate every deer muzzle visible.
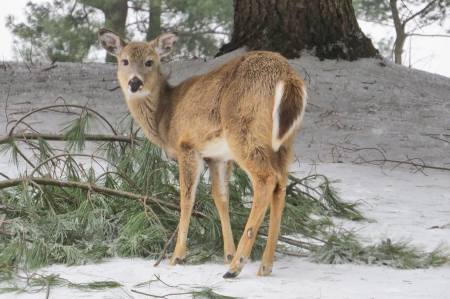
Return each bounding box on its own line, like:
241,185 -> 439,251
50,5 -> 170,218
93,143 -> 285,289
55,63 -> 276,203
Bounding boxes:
129,77 -> 143,93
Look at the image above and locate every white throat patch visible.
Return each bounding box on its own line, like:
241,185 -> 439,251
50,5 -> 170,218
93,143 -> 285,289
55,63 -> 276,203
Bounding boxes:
125,88 -> 150,100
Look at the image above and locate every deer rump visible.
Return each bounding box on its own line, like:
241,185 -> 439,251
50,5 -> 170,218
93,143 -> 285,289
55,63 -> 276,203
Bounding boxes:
171,51 -> 307,156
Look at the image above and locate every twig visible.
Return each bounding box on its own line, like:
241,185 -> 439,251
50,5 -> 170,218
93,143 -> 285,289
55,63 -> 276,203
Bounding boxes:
131,289 -> 194,298
290,62 -> 311,84
257,231 -> 314,250
429,135 -> 450,144
409,33 -> 450,38
42,65 -> 58,71
14,41 -> 31,73
0,172 -> 11,179
12,271 -> 50,299
277,250 -> 308,257
337,146 -> 450,172
0,230 -> 34,243
4,79 -> 13,125
108,86 -> 121,91
153,274 -> 177,288
154,226 -> 179,267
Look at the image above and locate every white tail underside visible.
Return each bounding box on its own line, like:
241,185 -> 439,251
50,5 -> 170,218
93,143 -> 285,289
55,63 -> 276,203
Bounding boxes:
271,81 -> 307,152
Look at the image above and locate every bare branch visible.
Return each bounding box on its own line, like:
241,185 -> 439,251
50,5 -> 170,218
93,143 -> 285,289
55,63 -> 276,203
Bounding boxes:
404,0 -> 438,24
409,33 -> 450,38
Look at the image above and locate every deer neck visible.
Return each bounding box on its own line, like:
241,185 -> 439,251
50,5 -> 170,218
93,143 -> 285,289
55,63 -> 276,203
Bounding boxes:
125,76 -> 172,149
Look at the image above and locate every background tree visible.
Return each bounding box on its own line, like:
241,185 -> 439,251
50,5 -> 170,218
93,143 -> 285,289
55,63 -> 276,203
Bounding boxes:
7,0 -> 233,63
78,0 -> 128,62
6,1 -> 100,62
217,0 -> 378,60
163,0 -> 233,55
353,0 -> 450,64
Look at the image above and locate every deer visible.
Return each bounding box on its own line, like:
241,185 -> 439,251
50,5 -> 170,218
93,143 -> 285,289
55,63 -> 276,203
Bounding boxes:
98,29 -> 307,278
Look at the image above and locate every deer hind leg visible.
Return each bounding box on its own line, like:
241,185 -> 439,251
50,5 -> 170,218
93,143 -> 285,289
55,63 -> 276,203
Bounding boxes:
170,141 -> 203,266
258,174 -> 287,276
208,160 -> 236,264
223,167 -> 278,278
258,144 -> 291,276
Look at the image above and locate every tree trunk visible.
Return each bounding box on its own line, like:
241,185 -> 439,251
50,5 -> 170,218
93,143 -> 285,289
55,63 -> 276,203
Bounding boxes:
390,0 -> 406,65
217,0 -> 378,60
103,0 -> 128,62
146,0 -> 162,41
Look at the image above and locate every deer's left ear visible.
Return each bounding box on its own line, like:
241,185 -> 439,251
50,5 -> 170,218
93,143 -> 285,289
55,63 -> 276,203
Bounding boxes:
152,31 -> 180,58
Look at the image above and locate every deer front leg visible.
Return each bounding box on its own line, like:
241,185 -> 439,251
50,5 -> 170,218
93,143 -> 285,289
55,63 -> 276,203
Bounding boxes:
209,160 -> 236,264
170,142 -> 203,265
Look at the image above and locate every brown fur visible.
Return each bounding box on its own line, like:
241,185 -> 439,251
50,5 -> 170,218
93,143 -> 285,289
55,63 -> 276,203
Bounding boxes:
98,29 -> 307,277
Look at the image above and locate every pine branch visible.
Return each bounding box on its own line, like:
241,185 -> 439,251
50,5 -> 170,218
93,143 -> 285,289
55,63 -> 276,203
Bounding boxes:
7,104 -> 118,136
0,177 -> 207,219
0,133 -> 140,145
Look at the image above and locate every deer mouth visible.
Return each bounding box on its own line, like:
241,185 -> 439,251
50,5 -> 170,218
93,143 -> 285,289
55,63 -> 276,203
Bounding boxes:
129,78 -> 143,93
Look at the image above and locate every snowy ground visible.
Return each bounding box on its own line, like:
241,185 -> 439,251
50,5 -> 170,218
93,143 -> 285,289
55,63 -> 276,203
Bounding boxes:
1,49 -> 449,298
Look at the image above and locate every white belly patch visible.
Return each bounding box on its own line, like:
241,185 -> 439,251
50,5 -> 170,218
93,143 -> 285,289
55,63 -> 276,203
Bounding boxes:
200,138 -> 234,161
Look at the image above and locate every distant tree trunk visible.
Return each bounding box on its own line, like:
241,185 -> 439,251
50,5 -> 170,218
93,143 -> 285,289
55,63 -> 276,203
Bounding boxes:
146,0 -> 162,41
103,0 -> 128,62
81,0 -> 128,62
217,0 -> 378,60
390,0 -> 407,65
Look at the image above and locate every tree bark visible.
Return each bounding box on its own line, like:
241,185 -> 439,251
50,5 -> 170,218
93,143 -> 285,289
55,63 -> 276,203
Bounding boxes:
103,0 -> 128,62
81,0 -> 128,62
390,0 -> 407,65
146,0 -> 162,41
217,0 -> 378,60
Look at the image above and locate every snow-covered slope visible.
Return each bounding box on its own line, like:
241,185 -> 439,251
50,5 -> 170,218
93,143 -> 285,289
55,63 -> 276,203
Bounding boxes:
1,50 -> 449,298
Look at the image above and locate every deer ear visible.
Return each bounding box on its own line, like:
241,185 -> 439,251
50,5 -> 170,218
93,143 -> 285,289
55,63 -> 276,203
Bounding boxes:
98,29 -> 127,57
152,31 -> 180,58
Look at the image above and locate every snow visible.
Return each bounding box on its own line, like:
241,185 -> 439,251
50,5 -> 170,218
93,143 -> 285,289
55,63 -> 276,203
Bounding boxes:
1,49 -> 449,298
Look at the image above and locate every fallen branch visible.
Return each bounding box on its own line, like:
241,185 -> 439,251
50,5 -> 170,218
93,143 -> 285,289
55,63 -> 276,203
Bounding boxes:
153,226 -> 179,267
0,177 -> 207,219
0,133 -> 140,145
335,146 -> 450,173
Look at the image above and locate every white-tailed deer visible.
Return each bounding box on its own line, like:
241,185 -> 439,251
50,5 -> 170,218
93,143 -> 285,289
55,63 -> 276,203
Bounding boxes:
98,29 -> 307,277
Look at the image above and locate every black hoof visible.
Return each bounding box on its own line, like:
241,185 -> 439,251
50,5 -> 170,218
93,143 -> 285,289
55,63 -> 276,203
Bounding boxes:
173,257 -> 184,264
223,271 -> 238,279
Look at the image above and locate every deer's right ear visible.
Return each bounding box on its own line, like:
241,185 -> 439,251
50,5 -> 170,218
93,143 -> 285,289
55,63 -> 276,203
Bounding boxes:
98,29 -> 127,57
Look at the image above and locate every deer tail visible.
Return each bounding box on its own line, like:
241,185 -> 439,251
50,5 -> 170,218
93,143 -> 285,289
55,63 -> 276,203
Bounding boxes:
272,78 -> 307,152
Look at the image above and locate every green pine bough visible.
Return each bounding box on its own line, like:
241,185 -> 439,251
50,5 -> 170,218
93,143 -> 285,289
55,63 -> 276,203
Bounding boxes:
0,105 -> 448,292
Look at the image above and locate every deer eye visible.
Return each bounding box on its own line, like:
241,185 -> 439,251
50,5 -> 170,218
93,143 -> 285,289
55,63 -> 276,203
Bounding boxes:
122,59 -> 129,66
145,60 -> 153,67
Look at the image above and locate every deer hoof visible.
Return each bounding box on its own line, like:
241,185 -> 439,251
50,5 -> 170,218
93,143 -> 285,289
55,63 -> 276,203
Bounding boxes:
223,271 -> 239,278
258,263 -> 273,276
170,256 -> 185,265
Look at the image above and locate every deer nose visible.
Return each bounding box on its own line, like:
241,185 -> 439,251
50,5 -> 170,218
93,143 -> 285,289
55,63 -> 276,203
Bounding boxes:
129,78 -> 143,93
